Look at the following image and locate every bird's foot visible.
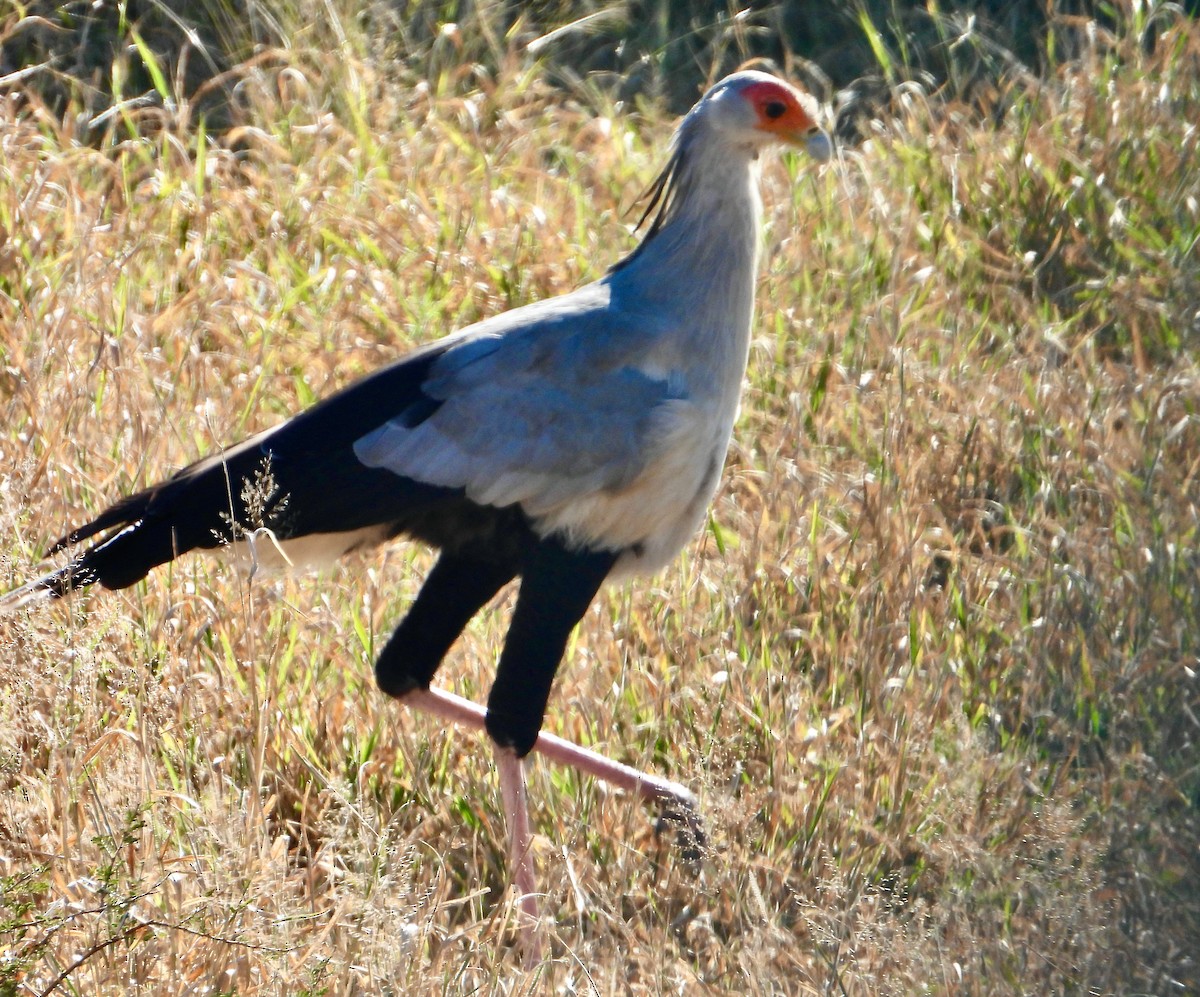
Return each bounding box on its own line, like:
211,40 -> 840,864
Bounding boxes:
654,792 -> 707,870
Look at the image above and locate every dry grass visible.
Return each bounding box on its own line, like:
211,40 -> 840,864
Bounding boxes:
2,7 -> 1199,996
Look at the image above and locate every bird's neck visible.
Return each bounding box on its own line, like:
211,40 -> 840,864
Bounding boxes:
610,128 -> 764,382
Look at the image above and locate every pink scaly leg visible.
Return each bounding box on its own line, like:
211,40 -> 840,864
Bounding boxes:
403,686 -> 698,811
400,686 -> 703,950
494,744 -> 541,962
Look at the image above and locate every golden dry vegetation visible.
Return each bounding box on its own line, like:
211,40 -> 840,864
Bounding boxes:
1,5 -> 1198,995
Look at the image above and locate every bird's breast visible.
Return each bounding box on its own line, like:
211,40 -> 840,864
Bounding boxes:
531,396 -> 733,577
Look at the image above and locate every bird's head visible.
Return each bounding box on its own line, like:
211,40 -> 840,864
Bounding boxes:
694,70 -> 832,162
615,69 -> 832,271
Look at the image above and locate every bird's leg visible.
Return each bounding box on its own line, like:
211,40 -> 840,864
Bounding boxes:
374,549 -> 516,697
494,743 -> 541,961
403,686 -> 696,808
403,686 -> 704,854
375,549 -> 543,957
483,537 -> 619,757
387,538 -> 703,955
380,544 -> 696,823
483,537 -> 703,852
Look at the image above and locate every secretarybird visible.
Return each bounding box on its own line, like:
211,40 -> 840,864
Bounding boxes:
2,70 -> 830,936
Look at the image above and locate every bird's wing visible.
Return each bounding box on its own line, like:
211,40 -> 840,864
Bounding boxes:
4,282 -> 684,606
355,284 -> 680,520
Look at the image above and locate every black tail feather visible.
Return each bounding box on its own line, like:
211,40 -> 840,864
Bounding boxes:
2,339 -> 470,612
45,491 -> 154,558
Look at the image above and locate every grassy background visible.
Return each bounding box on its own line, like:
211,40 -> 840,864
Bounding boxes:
2,1 -> 1199,993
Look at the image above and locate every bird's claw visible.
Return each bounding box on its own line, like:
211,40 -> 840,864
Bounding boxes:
654,795 -> 706,870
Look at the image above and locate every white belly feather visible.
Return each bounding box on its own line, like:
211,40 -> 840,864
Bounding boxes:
220,524 -> 392,575
529,398 -> 731,577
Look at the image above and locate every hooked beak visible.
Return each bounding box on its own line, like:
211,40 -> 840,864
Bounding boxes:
803,129 -> 833,163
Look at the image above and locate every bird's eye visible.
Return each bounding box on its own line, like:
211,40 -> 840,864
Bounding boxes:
763,100 -> 787,120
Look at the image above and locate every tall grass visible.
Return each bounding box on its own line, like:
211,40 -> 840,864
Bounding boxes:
1,2 -> 1198,994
